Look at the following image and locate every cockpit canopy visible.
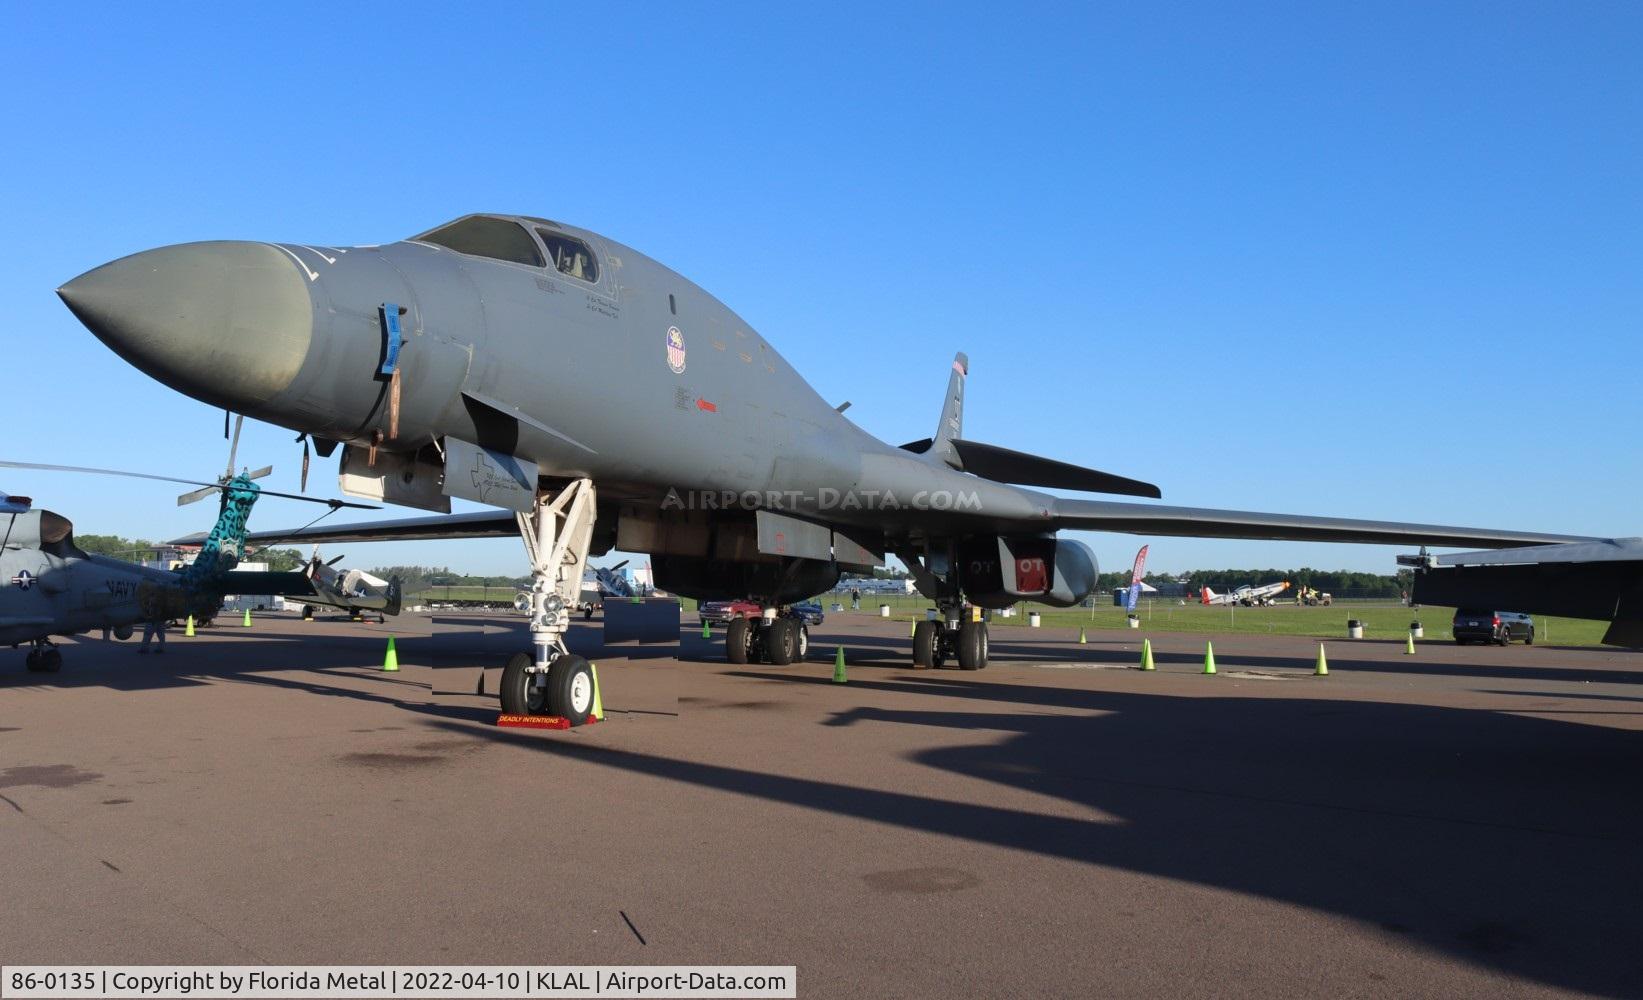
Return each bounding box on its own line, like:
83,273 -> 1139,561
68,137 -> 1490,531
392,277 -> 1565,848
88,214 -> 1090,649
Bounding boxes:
2,508 -> 78,557
413,215 -> 599,284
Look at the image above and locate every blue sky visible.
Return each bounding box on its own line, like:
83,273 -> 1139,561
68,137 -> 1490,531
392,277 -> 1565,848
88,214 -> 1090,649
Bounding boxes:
2,3 -> 1638,576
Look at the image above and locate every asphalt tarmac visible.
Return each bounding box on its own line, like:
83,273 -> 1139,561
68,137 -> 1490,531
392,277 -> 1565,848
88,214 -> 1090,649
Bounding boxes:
3,611 -> 1641,998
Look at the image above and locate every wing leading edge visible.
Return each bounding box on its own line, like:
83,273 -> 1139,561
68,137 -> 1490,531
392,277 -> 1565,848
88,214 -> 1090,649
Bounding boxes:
169,510 -> 518,546
179,498 -> 1596,553
1050,498 -> 1597,549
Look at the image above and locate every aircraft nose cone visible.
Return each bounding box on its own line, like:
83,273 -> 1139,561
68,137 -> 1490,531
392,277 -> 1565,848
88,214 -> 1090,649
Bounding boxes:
58,241 -> 314,412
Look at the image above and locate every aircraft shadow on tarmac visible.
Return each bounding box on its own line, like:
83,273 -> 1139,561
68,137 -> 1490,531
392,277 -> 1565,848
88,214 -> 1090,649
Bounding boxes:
49,615 -> 1642,995
427,670 -> 1643,998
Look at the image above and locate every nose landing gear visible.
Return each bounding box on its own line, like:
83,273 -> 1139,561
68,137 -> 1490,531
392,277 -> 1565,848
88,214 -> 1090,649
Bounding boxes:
501,478 -> 600,726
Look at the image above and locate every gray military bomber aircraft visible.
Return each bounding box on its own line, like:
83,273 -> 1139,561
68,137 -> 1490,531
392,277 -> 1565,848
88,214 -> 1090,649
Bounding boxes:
56,213 -> 1599,723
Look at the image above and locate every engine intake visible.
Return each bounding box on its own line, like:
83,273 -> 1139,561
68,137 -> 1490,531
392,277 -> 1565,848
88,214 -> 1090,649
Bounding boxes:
958,535 -> 1099,609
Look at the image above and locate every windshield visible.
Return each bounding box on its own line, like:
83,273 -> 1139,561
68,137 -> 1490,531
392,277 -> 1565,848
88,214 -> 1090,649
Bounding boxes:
415,216 -> 545,268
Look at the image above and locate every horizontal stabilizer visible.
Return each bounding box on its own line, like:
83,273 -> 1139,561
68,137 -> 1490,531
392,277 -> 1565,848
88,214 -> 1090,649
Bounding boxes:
950,440 -> 1161,499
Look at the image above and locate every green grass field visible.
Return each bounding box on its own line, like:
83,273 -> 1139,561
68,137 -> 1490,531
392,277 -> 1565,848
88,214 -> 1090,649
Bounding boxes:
419,587 -> 1611,647
787,595 -> 1614,646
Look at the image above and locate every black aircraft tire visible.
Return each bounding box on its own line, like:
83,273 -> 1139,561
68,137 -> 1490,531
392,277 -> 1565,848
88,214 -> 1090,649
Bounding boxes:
957,622 -> 985,671
912,621 -> 937,667
979,622 -> 990,668
547,654 -> 595,726
766,619 -> 798,666
500,652 -> 548,715
726,618 -> 752,664
42,650 -> 61,673
25,650 -> 41,672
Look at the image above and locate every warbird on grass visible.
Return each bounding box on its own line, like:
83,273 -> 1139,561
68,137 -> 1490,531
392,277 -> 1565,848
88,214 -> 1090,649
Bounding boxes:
57,214 -> 1604,719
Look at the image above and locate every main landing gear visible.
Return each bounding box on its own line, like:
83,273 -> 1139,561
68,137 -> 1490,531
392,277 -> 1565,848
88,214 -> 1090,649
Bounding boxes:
724,612 -> 810,666
497,479 -> 599,727
912,606 -> 990,671
24,638 -> 62,673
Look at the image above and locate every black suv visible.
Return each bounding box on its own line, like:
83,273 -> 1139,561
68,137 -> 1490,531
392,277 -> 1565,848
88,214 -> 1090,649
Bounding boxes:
1452,609 -> 1534,646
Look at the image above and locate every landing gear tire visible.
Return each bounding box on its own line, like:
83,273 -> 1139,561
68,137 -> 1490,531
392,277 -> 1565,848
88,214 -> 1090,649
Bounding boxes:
302,605 -> 315,621
765,619 -> 798,666
25,649 -> 40,672
500,651 -> 549,715
726,617 -> 753,665
931,628 -> 948,671
547,654 -> 595,726
912,621 -> 937,668
42,649 -> 61,672
957,621 -> 986,671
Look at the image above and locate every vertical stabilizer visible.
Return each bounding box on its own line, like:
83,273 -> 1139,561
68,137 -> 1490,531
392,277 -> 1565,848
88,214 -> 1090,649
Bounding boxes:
932,352 -> 968,468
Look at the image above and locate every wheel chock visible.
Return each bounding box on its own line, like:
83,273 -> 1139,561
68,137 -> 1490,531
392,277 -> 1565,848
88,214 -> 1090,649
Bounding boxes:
496,713 -> 601,730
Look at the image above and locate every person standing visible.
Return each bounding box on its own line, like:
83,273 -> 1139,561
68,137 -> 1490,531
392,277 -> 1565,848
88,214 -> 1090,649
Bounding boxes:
139,615 -> 167,654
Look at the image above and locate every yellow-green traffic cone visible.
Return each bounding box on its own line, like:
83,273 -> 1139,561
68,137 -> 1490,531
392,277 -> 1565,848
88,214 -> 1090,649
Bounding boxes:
1079,627 -> 1087,644
910,620 -> 917,638
590,663 -> 605,720
242,608 -> 252,627
1405,632 -> 1416,655
1202,641 -> 1217,675
185,615 -> 195,637
381,636 -> 399,672
833,646 -> 847,684
1315,643 -> 1329,676
1140,638 -> 1155,671
701,620 -> 711,639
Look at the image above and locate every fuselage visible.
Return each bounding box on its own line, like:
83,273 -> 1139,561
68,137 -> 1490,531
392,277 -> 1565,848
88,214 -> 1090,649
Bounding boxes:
58,215 -> 1054,539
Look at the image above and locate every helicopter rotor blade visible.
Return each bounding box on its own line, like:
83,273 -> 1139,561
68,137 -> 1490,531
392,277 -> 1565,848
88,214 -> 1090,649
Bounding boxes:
0,461 -> 378,510
246,465 -> 273,481
226,414 -> 244,480
177,485 -> 218,507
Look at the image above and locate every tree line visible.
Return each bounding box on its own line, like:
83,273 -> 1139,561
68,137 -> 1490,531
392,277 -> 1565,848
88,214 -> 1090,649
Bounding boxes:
72,534 -> 306,572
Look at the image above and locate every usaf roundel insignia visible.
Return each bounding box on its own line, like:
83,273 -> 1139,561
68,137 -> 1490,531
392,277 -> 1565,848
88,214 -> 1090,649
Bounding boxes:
665,326 -> 686,374
11,570 -> 35,590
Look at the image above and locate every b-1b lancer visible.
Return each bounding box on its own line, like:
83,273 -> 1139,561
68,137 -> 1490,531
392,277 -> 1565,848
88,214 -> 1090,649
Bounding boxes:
57,214 -> 1600,722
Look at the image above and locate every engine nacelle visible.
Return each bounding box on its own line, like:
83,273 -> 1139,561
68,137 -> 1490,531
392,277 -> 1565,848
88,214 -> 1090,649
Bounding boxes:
958,535 -> 1099,609
651,555 -> 841,604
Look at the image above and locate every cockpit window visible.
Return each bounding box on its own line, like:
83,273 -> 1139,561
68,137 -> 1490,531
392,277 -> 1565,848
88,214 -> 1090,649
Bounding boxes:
416,216 -> 545,268
537,230 -> 599,283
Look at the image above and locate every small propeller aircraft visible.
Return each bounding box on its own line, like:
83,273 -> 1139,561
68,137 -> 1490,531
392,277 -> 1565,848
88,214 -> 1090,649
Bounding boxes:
292,548 -> 403,623
0,439 -> 374,671
1200,580 -> 1291,607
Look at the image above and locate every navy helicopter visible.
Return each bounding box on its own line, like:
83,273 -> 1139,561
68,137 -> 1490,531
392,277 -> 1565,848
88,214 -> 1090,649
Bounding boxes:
1,419 -> 374,671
